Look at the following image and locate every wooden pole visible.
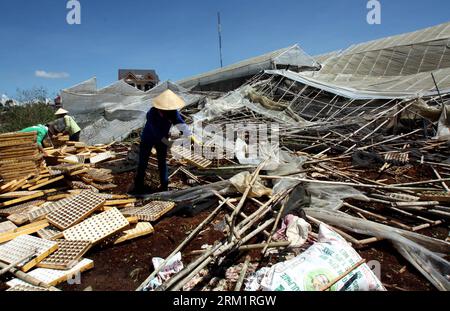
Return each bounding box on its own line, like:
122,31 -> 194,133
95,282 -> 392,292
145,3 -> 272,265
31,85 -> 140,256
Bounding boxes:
262,198 -> 287,256
0,261 -> 50,288
260,176 -> 446,191
229,161 -> 267,242
188,241 -> 291,255
320,259 -> 366,291
234,256 -> 251,291
431,166 -> 450,193
136,199 -> 229,291
0,250 -> 37,276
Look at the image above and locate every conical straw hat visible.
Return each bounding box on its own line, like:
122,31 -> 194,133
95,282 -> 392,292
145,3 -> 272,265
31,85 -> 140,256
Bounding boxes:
55,108 -> 69,116
153,89 -> 185,111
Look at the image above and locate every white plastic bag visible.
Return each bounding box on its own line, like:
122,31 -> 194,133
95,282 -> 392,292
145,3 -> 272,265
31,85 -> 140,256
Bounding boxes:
273,215 -> 311,248
230,171 -> 272,198
143,252 -> 184,291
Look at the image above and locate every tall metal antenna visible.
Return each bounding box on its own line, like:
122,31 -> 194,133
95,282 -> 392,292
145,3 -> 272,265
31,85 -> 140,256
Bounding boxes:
217,12 -> 223,68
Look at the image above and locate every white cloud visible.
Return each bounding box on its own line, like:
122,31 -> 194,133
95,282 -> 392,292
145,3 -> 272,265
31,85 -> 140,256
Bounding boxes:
35,70 -> 70,79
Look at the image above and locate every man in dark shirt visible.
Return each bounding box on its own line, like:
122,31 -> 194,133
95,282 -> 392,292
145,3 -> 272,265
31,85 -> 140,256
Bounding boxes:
132,89 -> 191,194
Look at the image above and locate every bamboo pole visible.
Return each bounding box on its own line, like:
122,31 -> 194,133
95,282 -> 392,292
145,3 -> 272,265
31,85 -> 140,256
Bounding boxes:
0,261 -> 50,288
358,129 -> 421,151
228,161 -> 267,242
262,197 -> 287,256
234,256 -> 251,292
260,176 -> 445,191
320,259 -> 366,291
162,243 -> 223,291
431,166 -> 450,193
168,219 -> 275,291
188,241 -> 292,255
136,199 -> 229,291
0,250 -> 37,276
213,191 -> 272,238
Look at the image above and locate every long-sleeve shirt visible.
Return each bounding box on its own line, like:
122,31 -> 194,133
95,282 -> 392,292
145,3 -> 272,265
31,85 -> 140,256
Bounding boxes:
19,125 -> 48,147
141,108 -> 190,143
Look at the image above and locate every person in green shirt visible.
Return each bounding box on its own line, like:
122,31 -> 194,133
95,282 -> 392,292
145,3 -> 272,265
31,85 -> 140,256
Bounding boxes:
19,124 -> 50,154
54,108 -> 81,141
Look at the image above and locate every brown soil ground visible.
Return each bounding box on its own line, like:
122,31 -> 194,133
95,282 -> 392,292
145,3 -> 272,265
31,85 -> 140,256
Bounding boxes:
1,166 -> 448,291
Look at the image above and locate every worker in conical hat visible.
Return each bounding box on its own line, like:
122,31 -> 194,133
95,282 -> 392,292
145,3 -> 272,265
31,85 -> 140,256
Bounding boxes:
131,89 -> 199,195
54,108 -> 81,142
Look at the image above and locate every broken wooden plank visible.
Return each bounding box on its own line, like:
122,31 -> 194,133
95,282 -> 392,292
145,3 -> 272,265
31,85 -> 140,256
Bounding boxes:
114,222 -> 154,245
0,191 -> 41,200
28,176 -> 65,191
104,199 -> 136,206
0,192 -> 45,208
0,220 -> 50,244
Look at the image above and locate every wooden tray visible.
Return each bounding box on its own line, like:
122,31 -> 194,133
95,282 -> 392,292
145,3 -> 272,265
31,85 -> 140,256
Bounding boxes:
171,146 -> 212,169
37,240 -> 92,270
63,207 -> 129,245
0,235 -> 58,272
46,191 -> 105,230
37,227 -> 63,241
7,258 -> 94,287
126,201 -> 176,222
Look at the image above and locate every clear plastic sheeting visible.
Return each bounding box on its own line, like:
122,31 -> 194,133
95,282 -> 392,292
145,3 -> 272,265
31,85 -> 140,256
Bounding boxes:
269,152 -> 307,195
234,138 -> 281,169
61,79 -> 202,145
61,78 -> 143,116
306,184 -> 370,211
305,208 -> 450,291
266,68 -> 450,100
192,85 -> 308,126
229,171 -> 272,198
266,21 -> 450,99
178,45 -> 320,90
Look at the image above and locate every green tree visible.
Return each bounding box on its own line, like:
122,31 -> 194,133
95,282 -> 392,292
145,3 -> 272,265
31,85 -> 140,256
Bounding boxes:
0,103 -> 55,133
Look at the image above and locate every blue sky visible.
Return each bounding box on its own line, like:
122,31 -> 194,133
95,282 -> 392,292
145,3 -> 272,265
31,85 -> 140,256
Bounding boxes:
0,0 -> 449,98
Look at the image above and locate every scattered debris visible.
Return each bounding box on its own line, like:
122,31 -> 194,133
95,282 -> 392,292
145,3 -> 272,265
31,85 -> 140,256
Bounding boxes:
2,21 -> 450,292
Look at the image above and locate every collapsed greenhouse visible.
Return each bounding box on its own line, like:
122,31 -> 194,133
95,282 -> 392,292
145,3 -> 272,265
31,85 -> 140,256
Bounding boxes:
1,21 -> 450,292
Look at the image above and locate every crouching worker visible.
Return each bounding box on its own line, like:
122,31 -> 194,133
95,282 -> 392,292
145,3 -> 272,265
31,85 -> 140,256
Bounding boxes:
130,89 -> 194,195
19,124 -> 52,155
54,108 -> 81,142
